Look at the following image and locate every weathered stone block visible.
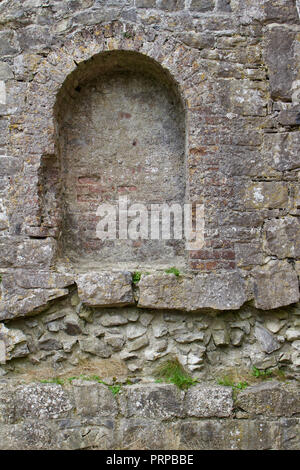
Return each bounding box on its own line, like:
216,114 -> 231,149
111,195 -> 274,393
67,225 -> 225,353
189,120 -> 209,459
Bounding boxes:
277,106 -> 300,127
252,260 -> 299,310
184,385 -> 233,417
79,337 -> 113,358
179,418 -> 298,450
13,383 -> 74,421
254,324 -> 281,354
0,31 -> 20,57
0,324 -> 29,362
0,62 -> 13,80
0,421 -> 57,450
264,132 -> 300,172
244,182 -> 289,209
55,422 -> 115,450
157,0 -> 185,11
126,324 -> 147,339
235,381 -> 300,418
127,334 -> 149,351
0,155 -> 22,176
15,238 -> 57,268
263,217 -> 300,258
72,380 -> 118,418
76,272 -> 135,307
190,0 -> 214,11
178,32 -> 215,50
119,383 -> 185,419
235,242 -> 264,267
263,0 -> 299,24
117,418 -> 179,450
0,283 -> 69,321
14,271 -> 74,289
286,327 -> 300,342
136,0 -> 156,7
138,272 -> 247,311
227,79 -> 267,117
265,27 -> 297,101
38,335 -> 63,351
100,313 -> 128,327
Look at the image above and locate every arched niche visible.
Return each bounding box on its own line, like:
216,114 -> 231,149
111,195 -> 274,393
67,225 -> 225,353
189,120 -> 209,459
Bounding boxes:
54,50 -> 186,270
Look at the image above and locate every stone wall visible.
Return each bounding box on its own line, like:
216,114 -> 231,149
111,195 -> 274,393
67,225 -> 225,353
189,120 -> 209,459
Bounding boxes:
0,0 -> 300,450
1,283 -> 300,380
0,379 -> 299,450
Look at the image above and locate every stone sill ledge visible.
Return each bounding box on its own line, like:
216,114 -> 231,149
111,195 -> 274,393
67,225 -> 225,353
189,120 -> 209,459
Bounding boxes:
0,264 -> 299,321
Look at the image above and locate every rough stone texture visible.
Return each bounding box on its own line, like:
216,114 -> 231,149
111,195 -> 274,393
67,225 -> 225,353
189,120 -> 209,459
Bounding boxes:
76,271 -> 135,307
179,418 -> 300,450
184,384 -> 233,417
138,272 -> 247,311
0,382 -> 73,424
254,324 -> 281,354
1,290 -> 300,381
119,383 -> 185,419
57,52 -> 185,267
265,26 -> 297,101
235,381 -> 300,418
0,271 -> 71,321
263,217 -> 300,258
252,260 -> 299,310
0,323 -> 28,363
73,380 -> 118,418
0,0 -> 299,450
0,379 -> 298,450
0,0 -> 297,310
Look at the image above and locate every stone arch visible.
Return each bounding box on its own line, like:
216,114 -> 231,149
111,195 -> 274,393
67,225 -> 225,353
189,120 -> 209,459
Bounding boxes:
20,22 -> 196,270
55,49 -> 187,268
18,21 -> 239,274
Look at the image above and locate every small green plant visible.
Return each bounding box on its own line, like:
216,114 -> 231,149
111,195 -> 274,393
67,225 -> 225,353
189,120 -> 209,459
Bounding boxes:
0,274 -> 2,283
165,267 -> 180,277
154,357 -> 197,390
235,381 -> 248,390
108,384 -> 121,395
217,376 -> 248,391
132,271 -> 142,284
67,376 -> 78,383
40,377 -> 64,385
252,366 -> 272,379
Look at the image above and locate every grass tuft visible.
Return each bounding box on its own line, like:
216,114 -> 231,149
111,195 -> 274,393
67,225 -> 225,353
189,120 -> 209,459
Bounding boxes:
251,366 -> 272,379
154,357 -> 197,390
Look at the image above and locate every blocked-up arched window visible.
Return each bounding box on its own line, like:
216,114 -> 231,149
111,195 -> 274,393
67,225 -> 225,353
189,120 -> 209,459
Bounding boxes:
55,51 -> 186,269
